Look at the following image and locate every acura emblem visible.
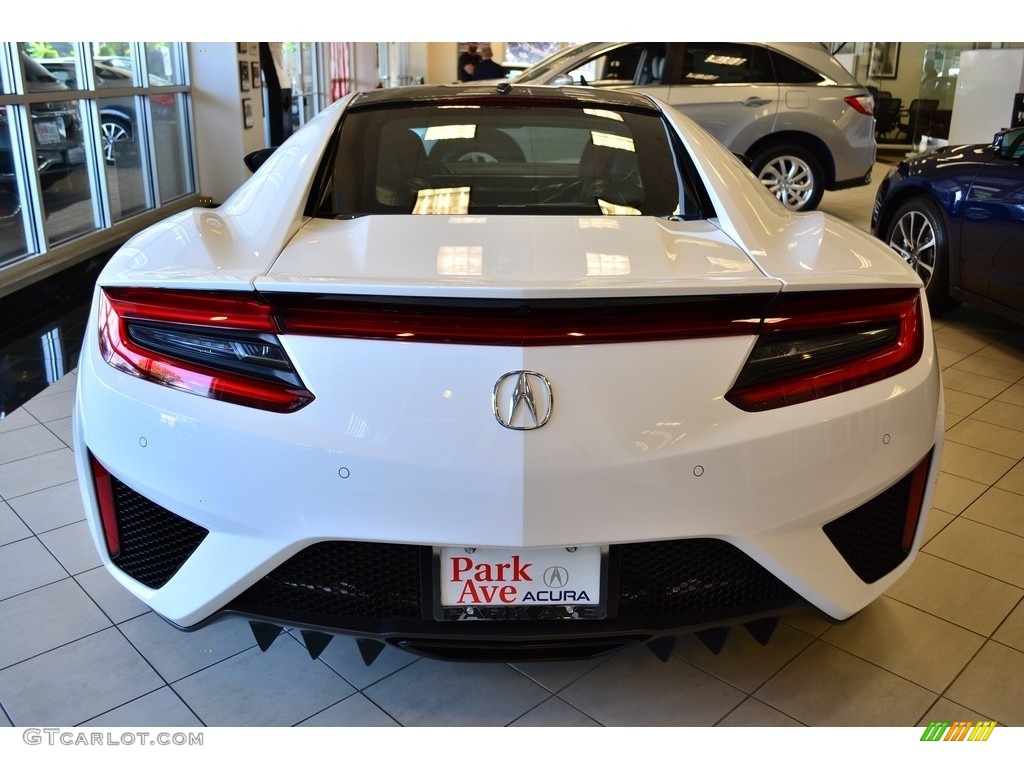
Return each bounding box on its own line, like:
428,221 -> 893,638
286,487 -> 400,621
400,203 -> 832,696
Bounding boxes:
543,566 -> 569,588
493,371 -> 553,430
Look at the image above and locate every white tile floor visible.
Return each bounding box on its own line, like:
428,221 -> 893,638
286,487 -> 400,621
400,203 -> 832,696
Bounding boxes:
1,170 -> 1023,727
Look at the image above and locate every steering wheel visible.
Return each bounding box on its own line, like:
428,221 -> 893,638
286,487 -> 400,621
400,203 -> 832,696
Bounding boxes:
537,177 -> 597,205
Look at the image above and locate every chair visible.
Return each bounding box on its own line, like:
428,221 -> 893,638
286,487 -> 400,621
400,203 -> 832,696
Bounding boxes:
895,99 -> 939,144
874,96 -> 902,141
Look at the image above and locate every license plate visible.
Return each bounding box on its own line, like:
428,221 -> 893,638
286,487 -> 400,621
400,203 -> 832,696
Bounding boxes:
34,119 -> 63,145
440,546 -> 601,609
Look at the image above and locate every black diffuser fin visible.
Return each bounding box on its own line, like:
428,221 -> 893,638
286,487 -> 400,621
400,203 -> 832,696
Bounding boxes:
694,626 -> 730,655
743,617 -> 780,646
249,621 -> 283,652
646,636 -> 677,662
356,638 -> 387,667
300,630 -> 334,660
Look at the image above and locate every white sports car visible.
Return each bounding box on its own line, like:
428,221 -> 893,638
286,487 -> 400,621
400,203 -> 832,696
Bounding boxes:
74,84 -> 943,664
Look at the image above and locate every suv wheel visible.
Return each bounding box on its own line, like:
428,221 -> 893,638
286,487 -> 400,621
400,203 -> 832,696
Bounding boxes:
751,144 -> 824,212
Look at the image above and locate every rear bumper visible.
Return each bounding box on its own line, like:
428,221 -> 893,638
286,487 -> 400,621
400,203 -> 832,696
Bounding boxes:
80,447 -> 934,661
75,303 -> 944,635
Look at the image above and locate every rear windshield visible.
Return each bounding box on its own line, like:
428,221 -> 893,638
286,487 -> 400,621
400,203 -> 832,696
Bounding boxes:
311,100 -> 690,218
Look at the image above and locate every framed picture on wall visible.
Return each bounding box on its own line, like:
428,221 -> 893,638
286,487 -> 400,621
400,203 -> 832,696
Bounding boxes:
251,61 -> 261,89
239,61 -> 250,92
868,42 -> 900,79
242,98 -> 254,129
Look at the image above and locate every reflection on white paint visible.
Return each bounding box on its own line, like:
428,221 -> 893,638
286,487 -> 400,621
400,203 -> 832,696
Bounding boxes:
346,412 -> 369,439
437,245 -> 483,275
586,252 -> 631,276
578,218 -> 620,230
705,256 -> 755,273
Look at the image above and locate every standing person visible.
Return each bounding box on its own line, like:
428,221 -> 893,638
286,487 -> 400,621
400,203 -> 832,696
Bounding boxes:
473,45 -> 507,80
457,43 -> 480,82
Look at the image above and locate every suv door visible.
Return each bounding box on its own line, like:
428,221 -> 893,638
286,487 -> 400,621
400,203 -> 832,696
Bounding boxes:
664,43 -> 779,151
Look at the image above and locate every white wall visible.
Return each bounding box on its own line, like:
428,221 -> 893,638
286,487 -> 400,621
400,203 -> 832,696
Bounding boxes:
189,42 -> 267,203
350,43 -> 382,92
949,49 -> 1024,144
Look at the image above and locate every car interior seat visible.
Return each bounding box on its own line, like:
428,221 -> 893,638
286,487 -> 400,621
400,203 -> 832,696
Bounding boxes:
578,138 -> 643,212
376,127 -> 432,209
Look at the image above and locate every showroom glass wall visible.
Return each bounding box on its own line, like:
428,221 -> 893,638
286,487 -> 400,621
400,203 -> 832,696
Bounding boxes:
835,41 -> 1024,146
0,42 -> 193,286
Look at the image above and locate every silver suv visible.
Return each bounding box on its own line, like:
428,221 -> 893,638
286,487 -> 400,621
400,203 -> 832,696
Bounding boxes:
513,42 -> 877,211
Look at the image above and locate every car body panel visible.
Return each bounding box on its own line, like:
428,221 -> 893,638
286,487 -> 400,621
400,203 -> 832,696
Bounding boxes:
74,85 -> 942,659
260,216 -> 777,297
872,132 -> 1024,324
98,98 -> 348,291
75,304 -> 942,626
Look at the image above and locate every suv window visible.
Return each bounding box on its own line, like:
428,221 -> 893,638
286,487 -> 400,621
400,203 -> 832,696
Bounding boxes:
312,100 -> 700,219
680,43 -> 773,85
769,51 -> 829,85
567,43 -> 645,85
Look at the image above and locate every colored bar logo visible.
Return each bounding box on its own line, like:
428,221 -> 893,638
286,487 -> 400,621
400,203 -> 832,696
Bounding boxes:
920,721 -> 997,741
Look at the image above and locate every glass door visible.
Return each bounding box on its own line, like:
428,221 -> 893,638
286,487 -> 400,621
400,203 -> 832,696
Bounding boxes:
280,42 -> 322,132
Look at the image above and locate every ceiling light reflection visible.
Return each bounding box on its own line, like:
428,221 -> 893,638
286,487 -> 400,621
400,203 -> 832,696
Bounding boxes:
437,245 -> 483,276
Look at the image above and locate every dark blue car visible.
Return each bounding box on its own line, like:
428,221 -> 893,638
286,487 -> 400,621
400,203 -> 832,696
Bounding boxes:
871,126 -> 1024,324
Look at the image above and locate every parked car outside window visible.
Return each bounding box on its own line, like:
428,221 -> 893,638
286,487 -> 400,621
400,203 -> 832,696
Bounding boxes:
40,57 -> 173,163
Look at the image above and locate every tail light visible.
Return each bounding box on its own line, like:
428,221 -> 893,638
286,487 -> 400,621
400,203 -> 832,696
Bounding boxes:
845,94 -> 875,116
89,454 -> 120,557
726,288 -> 923,412
98,288 -> 314,412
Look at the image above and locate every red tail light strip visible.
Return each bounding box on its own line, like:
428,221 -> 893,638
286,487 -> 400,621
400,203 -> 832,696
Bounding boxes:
101,287 -> 276,331
98,286 -> 924,413
89,454 -> 120,558
903,450 -> 934,551
268,293 -> 772,345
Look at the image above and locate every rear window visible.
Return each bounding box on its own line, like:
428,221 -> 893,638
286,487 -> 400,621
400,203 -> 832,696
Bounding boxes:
311,100 -> 689,218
